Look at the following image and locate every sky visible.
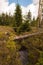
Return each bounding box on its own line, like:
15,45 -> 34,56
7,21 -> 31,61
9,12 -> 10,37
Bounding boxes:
9,0 -> 32,6
0,0 -> 39,19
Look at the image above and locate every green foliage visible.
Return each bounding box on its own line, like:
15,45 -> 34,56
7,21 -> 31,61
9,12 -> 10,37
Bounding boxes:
17,20 -> 31,34
31,17 -> 36,26
0,13 -> 13,26
36,52 -> 43,65
6,40 -> 16,50
31,17 -> 39,27
0,32 -> 43,65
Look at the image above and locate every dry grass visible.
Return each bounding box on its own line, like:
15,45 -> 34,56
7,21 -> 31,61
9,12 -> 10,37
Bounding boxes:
0,26 -> 14,32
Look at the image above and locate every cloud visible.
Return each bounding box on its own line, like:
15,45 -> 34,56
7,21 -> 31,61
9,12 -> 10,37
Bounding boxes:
21,4 -> 38,19
6,3 -> 16,15
22,0 -> 39,19
0,0 -> 15,15
33,0 -> 39,5
0,0 -> 39,18
0,0 -> 9,13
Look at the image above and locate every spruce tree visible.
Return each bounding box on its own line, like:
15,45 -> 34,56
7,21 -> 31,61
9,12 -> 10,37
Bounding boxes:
14,4 -> 22,27
27,10 -> 31,21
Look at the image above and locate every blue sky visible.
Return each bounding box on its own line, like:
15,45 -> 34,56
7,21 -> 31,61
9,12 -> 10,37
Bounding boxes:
8,0 -> 32,6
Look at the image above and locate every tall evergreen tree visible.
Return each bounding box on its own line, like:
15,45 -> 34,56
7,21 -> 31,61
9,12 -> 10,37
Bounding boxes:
14,4 -> 22,27
27,10 -> 31,21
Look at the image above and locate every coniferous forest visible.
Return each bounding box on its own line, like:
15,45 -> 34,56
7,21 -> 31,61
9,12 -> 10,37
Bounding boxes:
0,4 -> 43,65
